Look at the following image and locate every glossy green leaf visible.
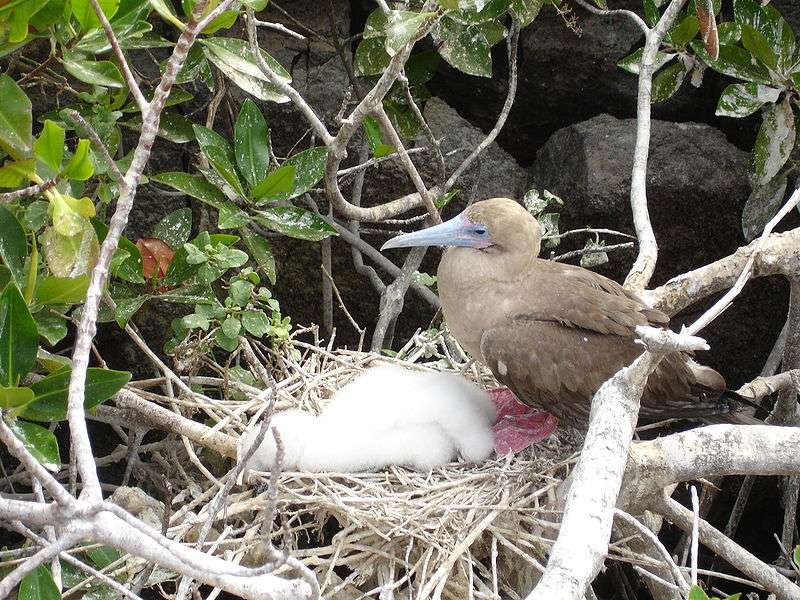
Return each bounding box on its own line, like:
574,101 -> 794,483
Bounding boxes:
406,50 -> 441,86
692,42 -> 771,84
733,0 -> 793,69
152,207 -> 192,250
436,17 -> 492,77
114,295 -> 148,327
354,37 -> 390,76
35,275 -> 90,305
87,546 -> 121,569
217,201 -> 249,229
0,205 -> 27,287
0,75 -> 33,160
149,0 -> 184,28
242,232 -> 277,284
267,147 -> 327,202
221,315 -> 241,337
716,82 -> 779,118
202,9 -> 238,34
63,56 -> 125,88
192,123 -> 233,155
19,565 -> 61,600
0,386 -> 34,409
215,328 -> 238,351
9,420 -> 60,470
510,0 -> 544,26
252,164 -> 296,202
33,120 -> 65,171
0,283 -> 38,386
384,11 -> 434,57
717,22 -> 741,44
157,284 -> 215,304
254,206 -> 337,242
750,97 -> 795,186
204,145 -> 245,196
363,116 -> 395,158
667,15 -> 699,48
34,310 -> 68,346
20,367 -> 131,421
92,219 -> 144,283
241,309 -> 270,336
71,0 -> 119,30
150,172 -> 228,207
235,99 -> 271,189
651,61 -> 687,103
742,24 -> 778,69
201,37 -> 291,103
0,159 -> 35,189
61,139 -> 95,180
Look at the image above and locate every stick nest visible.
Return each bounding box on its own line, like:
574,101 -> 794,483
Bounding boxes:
128,330 -> 583,599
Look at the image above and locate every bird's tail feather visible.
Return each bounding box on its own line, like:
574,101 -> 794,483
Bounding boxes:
701,390 -> 764,425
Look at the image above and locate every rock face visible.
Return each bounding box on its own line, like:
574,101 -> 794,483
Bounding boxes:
528,114 -> 788,385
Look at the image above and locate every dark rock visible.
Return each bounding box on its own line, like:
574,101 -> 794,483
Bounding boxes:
529,113 -> 789,385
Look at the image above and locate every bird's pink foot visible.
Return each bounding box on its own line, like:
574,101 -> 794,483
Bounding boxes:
489,388 -> 558,455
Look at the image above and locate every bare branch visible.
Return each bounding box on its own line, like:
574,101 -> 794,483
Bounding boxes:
0,179 -> 57,203
624,0 -> 688,291
63,109 -> 124,185
572,0 -> 649,34
657,494 -> 800,600
89,0 -> 147,113
252,18 -> 306,40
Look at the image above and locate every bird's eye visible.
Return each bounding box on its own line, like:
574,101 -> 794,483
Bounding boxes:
473,225 -> 488,236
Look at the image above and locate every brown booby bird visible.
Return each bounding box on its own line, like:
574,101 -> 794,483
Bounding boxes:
382,198 -> 756,427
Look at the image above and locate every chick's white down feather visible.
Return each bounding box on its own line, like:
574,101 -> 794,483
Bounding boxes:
238,365 -> 497,474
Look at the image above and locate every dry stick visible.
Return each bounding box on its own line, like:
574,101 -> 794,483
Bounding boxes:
321,265 -> 366,350
252,17 -> 306,41
321,233 -> 334,339
625,0 -> 689,292
657,495 -> 800,600
30,479 -> 61,590
0,531 -> 80,597
0,179 -> 57,203
400,74 -> 446,185
690,486 -> 699,587
571,0 -> 649,33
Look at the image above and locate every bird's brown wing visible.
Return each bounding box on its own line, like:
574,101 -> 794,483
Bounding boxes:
479,319 -> 646,422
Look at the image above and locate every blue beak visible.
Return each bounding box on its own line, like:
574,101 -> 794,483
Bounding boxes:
381,213 -> 476,251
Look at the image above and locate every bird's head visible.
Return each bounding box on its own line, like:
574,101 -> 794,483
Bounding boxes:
381,198 -> 542,257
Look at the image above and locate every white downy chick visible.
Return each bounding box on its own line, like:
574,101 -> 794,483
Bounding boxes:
238,365 -> 496,475
238,410 -> 316,480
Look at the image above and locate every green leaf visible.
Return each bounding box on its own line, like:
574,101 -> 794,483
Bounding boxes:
692,42 -> 772,84
9,420 -> 60,470
34,120 -> 65,171
742,171 -> 787,240
71,0 -> 119,30
406,50 -> 440,86
0,205 -> 27,288
733,0 -> 793,69
241,309 -> 270,336
201,37 -> 291,103
92,219 -> 144,283
716,82 -> 779,118
436,17 -> 492,77
0,74 -> 33,160
794,545 -> 800,569
217,201 -> 249,229
0,386 -> 34,409
157,284 -> 215,304
0,283 -> 38,386
151,171 -> 228,207
354,37 -> 391,76
252,164 -> 296,202
192,123 -> 233,156
221,315 -> 241,337
750,97 -> 795,187
61,139 -> 95,180
363,116 -> 395,158
271,147 -> 328,202
384,11 -> 434,57
242,232 -> 276,284
87,546 -> 121,569
651,61 -> 687,103
742,24 -> 778,69
235,98 -> 271,189
182,312 -> 210,330
254,206 -> 338,242
214,328 -> 238,351
20,367 -> 131,421
204,145 -> 245,197
509,0 -> 544,26
51,194 -> 95,236
688,586 -> 709,600
668,15 -> 699,48
152,207 -> 192,250
19,565 -> 61,600
114,295 -> 148,327
718,22 -> 741,45
149,0 -> 184,28
0,159 -> 35,189
33,310 -> 68,346
24,201 -> 49,232
435,189 -> 459,209
229,280 -> 254,306
35,275 -> 90,305
63,55 -> 125,88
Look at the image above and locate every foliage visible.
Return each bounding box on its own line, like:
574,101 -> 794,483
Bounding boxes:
619,0 -> 800,240
687,584 -> 741,600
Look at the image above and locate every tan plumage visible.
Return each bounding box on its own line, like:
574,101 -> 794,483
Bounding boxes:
403,198 -> 753,427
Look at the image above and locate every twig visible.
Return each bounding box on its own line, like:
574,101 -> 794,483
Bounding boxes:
0,179 -> 57,203
690,485 -> 699,586
624,0 -> 688,291
572,0 -> 649,34
322,265 -> 366,350
89,0 -> 147,113
657,494 -> 800,600
551,242 -> 634,263
252,18 -> 306,40
63,109 -> 124,185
